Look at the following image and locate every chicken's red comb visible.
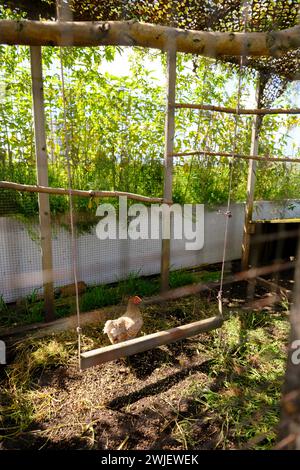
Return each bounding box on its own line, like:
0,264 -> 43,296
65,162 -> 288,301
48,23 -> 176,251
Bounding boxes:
132,295 -> 142,304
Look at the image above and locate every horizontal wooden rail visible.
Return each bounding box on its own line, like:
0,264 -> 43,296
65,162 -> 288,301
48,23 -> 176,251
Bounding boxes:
80,315 -> 223,369
0,20 -> 300,60
251,218 -> 300,224
174,103 -> 300,115
171,150 -> 300,164
0,181 -> 170,204
235,260 -> 296,282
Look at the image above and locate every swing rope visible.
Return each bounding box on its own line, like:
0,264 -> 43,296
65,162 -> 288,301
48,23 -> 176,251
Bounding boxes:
57,3 -> 82,369
217,72 -> 242,316
217,1 -> 250,316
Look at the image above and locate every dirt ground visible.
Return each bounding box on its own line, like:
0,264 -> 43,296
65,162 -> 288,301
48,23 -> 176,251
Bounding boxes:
0,283 -> 289,450
24,342 -> 216,450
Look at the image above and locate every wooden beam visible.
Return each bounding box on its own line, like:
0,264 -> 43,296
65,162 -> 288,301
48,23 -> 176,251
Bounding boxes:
278,236 -> 300,449
1,20 -> 300,59
171,150 -> 300,164
235,260 -> 295,282
252,218 -> 300,223
80,315 -> 223,369
161,49 -> 176,292
0,181 -> 170,204
30,46 -> 55,322
174,103 -> 300,115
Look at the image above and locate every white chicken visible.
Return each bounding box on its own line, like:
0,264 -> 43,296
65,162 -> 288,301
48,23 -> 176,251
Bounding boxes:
103,295 -> 143,344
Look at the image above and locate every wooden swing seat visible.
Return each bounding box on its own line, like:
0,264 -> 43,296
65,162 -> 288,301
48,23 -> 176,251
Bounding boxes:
80,315 -> 223,370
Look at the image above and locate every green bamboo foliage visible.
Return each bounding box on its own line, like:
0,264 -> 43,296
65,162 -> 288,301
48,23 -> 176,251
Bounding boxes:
0,43 -> 299,222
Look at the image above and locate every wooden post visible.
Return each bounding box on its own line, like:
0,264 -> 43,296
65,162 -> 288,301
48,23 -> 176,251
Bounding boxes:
278,233 -> 300,449
241,74 -> 263,271
30,46 -> 55,321
161,48 -> 176,292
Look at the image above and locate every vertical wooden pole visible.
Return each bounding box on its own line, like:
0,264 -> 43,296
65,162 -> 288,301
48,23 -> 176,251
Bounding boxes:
241,74 -> 263,271
30,46 -> 55,321
278,233 -> 300,449
161,48 -> 176,292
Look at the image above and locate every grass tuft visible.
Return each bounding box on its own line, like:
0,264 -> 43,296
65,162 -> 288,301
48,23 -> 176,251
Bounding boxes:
173,310 -> 289,450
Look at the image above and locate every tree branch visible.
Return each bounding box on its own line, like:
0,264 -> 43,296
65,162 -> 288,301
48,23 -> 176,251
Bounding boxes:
0,180 -> 169,203
174,103 -> 300,115
0,20 -> 300,58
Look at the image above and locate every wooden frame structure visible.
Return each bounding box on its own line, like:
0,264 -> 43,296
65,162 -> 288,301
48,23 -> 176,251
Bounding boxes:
1,16 -> 300,369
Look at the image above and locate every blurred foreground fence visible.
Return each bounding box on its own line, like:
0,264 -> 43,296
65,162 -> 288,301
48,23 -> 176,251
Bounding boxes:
1,200 -> 300,303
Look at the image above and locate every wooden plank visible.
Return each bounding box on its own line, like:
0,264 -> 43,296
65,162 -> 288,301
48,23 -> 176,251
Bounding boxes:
251,218 -> 300,224
80,315 -> 223,369
241,75 -> 263,272
30,46 -> 55,322
236,260 -> 295,282
174,103 -> 300,115
1,20 -> 300,60
0,180 -> 169,204
161,48 -> 176,292
171,150 -> 300,165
